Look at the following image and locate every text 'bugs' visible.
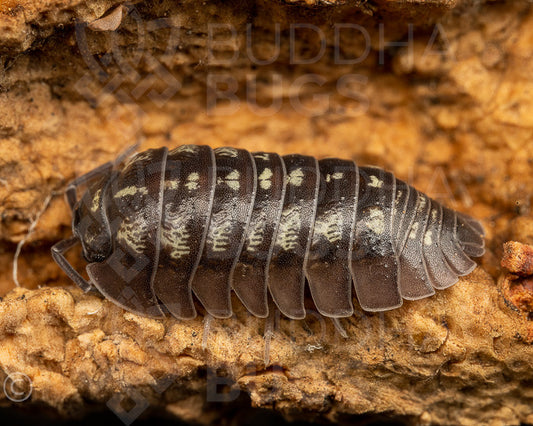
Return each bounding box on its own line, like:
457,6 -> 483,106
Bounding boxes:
52,145 -> 485,320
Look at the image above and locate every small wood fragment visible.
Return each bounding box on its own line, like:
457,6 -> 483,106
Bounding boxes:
88,5 -> 125,32
501,241 -> 533,276
500,241 -> 533,343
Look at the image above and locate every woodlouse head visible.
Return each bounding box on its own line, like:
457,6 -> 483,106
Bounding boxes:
72,181 -> 112,263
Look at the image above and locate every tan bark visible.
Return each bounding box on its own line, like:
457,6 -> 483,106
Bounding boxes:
0,0 -> 532,424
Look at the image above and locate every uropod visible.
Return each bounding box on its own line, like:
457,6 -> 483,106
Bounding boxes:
52,145 -> 485,322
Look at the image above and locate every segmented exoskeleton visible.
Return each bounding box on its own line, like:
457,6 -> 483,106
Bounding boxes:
52,145 -> 485,320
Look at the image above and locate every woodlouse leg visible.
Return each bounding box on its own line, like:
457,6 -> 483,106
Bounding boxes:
202,314 -> 213,350
13,192 -> 54,287
51,236 -> 98,294
331,317 -> 348,339
263,308 -> 275,366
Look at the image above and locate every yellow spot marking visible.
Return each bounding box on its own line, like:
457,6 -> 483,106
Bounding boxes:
246,217 -> 266,252
161,230 -> 191,259
276,206 -> 301,251
313,211 -> 342,243
424,230 -> 433,246
395,190 -> 403,205
326,172 -> 343,183
91,188 -> 102,212
130,151 -> 153,163
288,168 -> 304,186
116,216 -> 148,253
217,170 -> 240,191
165,180 -> 180,190
418,195 -> 427,211
185,172 -> 199,190
175,145 -> 197,154
226,170 -> 240,180
366,207 -> 385,235
161,204 -> 191,259
259,168 -> 273,190
216,147 -> 238,157
368,175 -> 383,188
254,153 -> 270,161
114,186 -> 148,199
211,221 -> 232,252
409,222 -> 419,239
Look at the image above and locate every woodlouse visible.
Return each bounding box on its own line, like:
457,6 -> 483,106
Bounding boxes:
52,145 -> 485,321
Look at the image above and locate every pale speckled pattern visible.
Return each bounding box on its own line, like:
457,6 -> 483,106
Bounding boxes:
53,145 -> 485,320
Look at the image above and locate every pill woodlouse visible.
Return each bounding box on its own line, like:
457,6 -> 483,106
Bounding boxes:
52,145 -> 485,321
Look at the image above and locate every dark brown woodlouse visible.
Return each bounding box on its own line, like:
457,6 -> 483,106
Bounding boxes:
52,145 -> 485,321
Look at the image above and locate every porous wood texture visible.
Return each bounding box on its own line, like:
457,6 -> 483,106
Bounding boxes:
0,0 -> 532,425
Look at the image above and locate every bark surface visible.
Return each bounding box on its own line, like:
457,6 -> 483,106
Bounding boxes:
0,0 -> 532,424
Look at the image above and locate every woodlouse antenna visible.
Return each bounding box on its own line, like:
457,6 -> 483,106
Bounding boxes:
331,318 -> 348,339
12,192 -> 54,287
264,309 -> 275,366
